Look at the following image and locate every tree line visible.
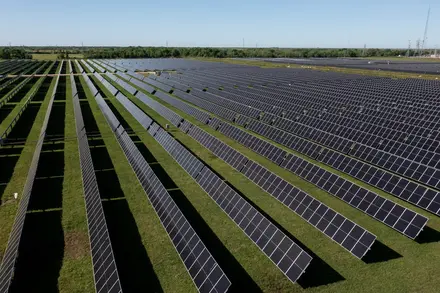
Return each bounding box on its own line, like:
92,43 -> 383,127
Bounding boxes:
0,46 -> 433,60
83,47 -> 431,59
0,48 -> 31,59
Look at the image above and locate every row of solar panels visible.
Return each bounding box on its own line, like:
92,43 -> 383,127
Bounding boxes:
126,74 -> 430,240
129,76 -> 431,240
0,61 -> 64,292
148,74 -> 440,219
0,74 -> 49,144
179,69 -> 439,147
75,71 -> 123,293
175,71 -> 440,190
81,60 -> 96,74
99,75 -> 313,286
85,75 -> 232,292
129,87 -> 377,259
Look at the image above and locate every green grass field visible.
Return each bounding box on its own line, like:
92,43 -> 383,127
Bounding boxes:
0,59 -> 439,292
31,53 -> 84,60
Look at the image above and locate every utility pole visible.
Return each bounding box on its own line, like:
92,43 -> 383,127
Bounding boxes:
406,40 -> 411,57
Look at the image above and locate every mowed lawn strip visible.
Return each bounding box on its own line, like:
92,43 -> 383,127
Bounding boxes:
58,69 -> 94,293
80,75 -> 196,293
121,74 -> 440,293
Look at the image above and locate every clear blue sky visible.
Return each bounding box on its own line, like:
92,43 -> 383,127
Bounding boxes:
1,0 -> 439,48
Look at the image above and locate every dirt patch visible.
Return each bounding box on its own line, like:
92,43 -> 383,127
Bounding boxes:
65,231 -> 89,260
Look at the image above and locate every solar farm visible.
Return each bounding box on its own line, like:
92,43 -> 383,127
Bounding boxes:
0,58 -> 439,293
243,58 -> 440,75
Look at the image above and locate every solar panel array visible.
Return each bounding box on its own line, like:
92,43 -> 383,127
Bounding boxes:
0,64 -> 62,291
132,79 -> 430,239
81,60 -> 96,73
95,61 -> 117,73
247,57 -> 440,75
126,71 -> 146,82
0,76 -> 47,143
105,80 -> 313,283
131,77 -> 155,93
83,73 -> 99,97
93,73 -> 119,96
72,73 -> 123,293
188,126 -> 376,257
89,60 -> 107,73
88,83 -> 231,293
151,124 -> 313,284
122,80 -> 378,258
75,60 -> 85,73
142,73 -> 440,213
151,69 -> 440,218
169,87 -> 428,239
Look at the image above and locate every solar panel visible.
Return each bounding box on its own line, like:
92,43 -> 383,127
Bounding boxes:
82,73 -> 99,97
184,125 -> 376,258
152,124 -> 313,281
89,60 -> 107,73
169,69 -> 440,211
81,60 -> 96,73
102,85 -> 313,283
75,60 -> 85,73
89,86 -> 231,292
0,73 -> 61,291
195,166 -> 312,283
72,74 -> 122,293
148,84 -> 429,239
282,155 -> 428,239
110,74 -> 137,95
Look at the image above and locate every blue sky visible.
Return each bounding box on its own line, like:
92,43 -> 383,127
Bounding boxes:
1,0 -> 439,48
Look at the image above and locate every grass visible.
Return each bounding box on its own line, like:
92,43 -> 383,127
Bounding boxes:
191,58 -> 440,80
115,73 -> 440,293
32,54 -> 84,61
58,64 -> 94,293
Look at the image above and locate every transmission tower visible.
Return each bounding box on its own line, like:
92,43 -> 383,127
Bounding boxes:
421,6 -> 431,53
415,39 -> 421,56
406,40 -> 411,57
